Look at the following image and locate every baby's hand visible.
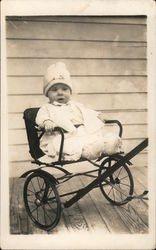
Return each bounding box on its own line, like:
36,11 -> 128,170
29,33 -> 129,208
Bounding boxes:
43,120 -> 55,133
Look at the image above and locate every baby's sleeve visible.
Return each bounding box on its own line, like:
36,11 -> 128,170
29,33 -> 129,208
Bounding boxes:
85,106 -> 99,118
35,105 -> 51,126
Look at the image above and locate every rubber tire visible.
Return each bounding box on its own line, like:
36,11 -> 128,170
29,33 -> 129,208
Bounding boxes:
98,156 -> 134,206
23,172 -> 61,230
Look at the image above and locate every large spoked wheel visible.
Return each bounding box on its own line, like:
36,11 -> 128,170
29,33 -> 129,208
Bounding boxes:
24,172 -> 61,231
98,156 -> 134,206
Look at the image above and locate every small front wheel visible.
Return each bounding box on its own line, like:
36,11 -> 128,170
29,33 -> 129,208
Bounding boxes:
98,156 -> 134,205
24,172 -> 61,230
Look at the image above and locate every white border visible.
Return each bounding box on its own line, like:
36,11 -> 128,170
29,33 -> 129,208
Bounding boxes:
1,0 -> 156,249
2,0 -> 156,16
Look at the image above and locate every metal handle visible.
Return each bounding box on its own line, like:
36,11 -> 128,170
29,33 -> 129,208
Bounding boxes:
104,120 -> 123,137
37,126 -> 65,163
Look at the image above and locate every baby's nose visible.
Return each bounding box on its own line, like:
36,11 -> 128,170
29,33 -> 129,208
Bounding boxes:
57,89 -> 63,95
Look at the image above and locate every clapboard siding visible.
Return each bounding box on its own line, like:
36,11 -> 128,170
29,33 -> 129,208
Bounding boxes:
74,93 -> 147,110
9,155 -> 148,178
7,59 -> 146,76
8,111 -> 147,129
8,93 -> 147,112
6,21 -> 146,42
8,76 -> 147,94
7,40 -> 146,59
6,16 -> 147,174
6,16 -> 147,24
8,139 -> 147,162
8,125 -> 147,146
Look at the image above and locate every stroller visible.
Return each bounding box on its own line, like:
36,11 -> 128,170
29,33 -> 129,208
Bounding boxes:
21,108 -> 148,231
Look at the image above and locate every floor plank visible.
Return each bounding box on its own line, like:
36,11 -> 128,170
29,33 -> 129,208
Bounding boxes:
107,165 -> 148,233
128,166 -> 148,226
113,203 -> 148,234
131,166 -> 148,189
9,166 -> 148,234
65,175 -> 109,232
80,175 -> 131,234
59,178 -> 89,232
10,178 -> 26,234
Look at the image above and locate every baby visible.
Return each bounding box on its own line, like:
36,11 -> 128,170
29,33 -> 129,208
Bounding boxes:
36,62 -> 122,163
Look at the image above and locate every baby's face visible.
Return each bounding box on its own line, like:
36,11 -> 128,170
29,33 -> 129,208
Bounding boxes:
47,83 -> 71,104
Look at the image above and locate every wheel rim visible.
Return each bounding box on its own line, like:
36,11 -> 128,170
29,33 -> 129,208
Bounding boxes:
99,157 -> 134,205
24,172 -> 61,230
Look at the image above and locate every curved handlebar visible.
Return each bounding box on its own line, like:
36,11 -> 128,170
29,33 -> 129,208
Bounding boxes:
37,126 -> 65,162
104,120 -> 123,137
54,127 -> 65,162
36,119 -> 123,162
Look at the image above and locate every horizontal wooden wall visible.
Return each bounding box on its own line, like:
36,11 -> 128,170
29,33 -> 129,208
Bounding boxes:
6,16 -> 147,175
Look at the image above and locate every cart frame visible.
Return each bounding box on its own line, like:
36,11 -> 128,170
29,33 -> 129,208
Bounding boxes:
20,108 -> 148,231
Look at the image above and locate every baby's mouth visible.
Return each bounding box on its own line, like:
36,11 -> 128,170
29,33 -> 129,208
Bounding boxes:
57,97 -> 65,102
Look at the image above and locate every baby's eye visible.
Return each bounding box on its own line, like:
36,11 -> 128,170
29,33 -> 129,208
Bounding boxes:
50,87 -> 57,92
63,87 -> 68,91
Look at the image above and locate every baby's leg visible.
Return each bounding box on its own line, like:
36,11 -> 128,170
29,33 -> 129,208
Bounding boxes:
82,133 -> 122,160
102,133 -> 122,155
82,135 -> 104,160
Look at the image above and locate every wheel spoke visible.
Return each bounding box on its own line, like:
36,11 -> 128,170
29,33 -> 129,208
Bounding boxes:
119,175 -> 129,181
30,206 -> 39,214
104,178 -> 112,186
27,200 -> 35,204
106,186 -> 113,196
112,187 -> 116,201
111,185 -> 129,197
47,187 -> 53,198
41,179 -> 45,191
99,158 -> 133,205
48,195 -> 57,202
119,182 -> 130,188
27,193 -> 35,197
27,188 -> 35,194
36,206 -> 39,222
37,176 -> 41,190
43,182 -> 51,199
113,172 -> 118,178
46,201 -> 57,214
105,179 -> 129,197
42,205 -> 47,225
47,200 -> 57,207
24,173 -> 61,230
43,204 -> 53,223
119,184 -> 123,201
30,180 -> 37,193
117,166 -> 124,178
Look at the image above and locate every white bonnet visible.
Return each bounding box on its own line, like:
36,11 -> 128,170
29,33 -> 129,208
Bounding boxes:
43,62 -> 72,96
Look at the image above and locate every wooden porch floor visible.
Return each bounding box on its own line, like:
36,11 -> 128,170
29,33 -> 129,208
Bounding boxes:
9,166 -> 148,234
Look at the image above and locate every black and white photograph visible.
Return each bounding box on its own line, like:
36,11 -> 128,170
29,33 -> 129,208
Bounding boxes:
1,0 -> 156,249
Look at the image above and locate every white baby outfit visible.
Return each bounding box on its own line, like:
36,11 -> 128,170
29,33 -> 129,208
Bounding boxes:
36,100 -> 122,162
36,62 -> 122,163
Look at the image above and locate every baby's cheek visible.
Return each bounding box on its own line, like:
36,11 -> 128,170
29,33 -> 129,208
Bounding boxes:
67,92 -> 71,97
49,95 -> 56,103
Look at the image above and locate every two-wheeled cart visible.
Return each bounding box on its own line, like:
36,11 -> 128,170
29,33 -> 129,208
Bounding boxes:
21,108 -> 148,231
